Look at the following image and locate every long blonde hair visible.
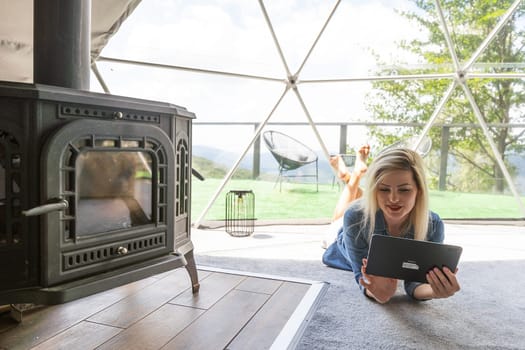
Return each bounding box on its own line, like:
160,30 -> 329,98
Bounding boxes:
359,147 -> 429,241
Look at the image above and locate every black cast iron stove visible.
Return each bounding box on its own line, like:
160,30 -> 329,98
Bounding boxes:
0,81 -> 199,305
0,0 -> 199,306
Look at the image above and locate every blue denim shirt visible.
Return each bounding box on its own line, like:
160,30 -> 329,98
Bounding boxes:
322,200 -> 444,299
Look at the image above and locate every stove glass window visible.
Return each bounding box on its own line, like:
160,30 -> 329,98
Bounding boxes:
75,151 -> 153,235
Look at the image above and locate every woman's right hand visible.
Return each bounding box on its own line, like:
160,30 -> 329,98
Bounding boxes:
359,258 -> 398,304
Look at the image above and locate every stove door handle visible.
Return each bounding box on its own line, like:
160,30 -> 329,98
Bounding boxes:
22,199 -> 69,216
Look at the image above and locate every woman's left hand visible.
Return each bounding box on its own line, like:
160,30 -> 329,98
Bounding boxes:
426,266 -> 460,299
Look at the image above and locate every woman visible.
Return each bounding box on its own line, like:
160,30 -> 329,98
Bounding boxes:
322,147 -> 460,303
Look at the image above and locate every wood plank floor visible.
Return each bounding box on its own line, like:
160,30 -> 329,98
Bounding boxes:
0,267 -> 326,350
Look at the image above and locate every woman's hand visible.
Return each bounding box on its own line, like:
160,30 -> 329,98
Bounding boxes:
413,266 -> 460,300
359,258 -> 397,304
426,267 -> 460,299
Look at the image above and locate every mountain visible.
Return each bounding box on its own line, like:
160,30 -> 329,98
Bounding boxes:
193,145 -> 525,191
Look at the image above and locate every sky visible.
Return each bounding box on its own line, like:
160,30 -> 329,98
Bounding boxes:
93,0 -> 427,154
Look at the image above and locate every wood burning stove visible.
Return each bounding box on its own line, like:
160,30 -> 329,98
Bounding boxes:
0,81 -> 200,304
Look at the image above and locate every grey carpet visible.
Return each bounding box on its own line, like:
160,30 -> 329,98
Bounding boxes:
195,254 -> 525,350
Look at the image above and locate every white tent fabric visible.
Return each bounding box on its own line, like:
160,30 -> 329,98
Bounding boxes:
0,0 -> 141,82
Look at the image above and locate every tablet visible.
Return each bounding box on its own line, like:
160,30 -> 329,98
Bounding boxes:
365,234 -> 463,283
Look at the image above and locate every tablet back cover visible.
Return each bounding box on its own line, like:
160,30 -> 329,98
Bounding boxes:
365,235 -> 462,283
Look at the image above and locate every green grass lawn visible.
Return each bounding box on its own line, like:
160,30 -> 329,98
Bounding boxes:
191,178 -> 525,222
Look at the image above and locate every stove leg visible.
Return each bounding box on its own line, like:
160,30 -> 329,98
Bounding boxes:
184,250 -> 200,293
9,304 -> 37,323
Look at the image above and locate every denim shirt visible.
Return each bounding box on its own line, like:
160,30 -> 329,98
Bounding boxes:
322,200 -> 444,299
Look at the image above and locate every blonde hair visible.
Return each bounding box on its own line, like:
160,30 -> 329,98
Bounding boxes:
359,147 -> 429,241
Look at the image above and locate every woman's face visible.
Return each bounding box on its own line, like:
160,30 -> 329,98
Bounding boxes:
376,169 -> 418,227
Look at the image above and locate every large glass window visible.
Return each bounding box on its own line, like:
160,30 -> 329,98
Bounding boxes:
92,0 -> 525,222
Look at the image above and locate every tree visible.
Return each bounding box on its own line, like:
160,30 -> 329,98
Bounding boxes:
366,0 -> 525,193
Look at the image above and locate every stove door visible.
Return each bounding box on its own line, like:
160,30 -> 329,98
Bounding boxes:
41,119 -> 176,286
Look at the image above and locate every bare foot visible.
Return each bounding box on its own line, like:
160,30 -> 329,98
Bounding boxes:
353,145 -> 370,176
330,155 -> 350,183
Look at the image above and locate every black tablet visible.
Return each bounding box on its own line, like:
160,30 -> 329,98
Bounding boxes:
365,234 -> 463,283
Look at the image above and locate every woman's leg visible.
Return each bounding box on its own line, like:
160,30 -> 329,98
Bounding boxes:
330,145 -> 369,221
322,145 -> 370,249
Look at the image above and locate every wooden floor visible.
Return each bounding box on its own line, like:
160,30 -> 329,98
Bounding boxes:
0,267 -> 325,350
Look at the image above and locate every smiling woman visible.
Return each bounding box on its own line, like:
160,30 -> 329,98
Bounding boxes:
322,147 -> 461,304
